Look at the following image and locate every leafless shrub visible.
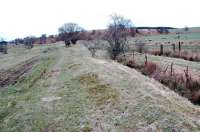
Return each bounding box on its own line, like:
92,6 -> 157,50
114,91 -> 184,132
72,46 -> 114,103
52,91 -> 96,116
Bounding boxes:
40,34 -> 46,44
184,26 -> 189,32
88,46 -> 97,57
141,62 -> 157,75
163,51 -> 172,56
58,23 -> 84,47
82,39 -> 104,57
24,36 -> 35,49
124,56 -> 157,76
0,41 -> 8,54
104,14 -> 133,60
124,59 -> 142,69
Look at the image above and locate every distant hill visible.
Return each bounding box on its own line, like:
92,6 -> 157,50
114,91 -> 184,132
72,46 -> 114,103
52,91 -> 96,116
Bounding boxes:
170,27 -> 200,33
136,26 -> 176,29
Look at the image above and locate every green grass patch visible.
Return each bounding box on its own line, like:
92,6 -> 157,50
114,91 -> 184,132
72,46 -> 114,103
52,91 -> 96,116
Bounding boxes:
139,32 -> 200,41
0,54 -> 57,131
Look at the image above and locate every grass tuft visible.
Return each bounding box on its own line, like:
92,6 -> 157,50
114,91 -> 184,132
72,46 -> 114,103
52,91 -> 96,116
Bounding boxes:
78,73 -> 119,106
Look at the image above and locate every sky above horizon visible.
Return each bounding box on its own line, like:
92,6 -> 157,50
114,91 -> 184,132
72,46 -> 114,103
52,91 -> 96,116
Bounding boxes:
0,0 -> 200,40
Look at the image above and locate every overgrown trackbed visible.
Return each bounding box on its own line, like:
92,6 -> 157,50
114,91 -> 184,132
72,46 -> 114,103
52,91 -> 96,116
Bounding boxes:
41,48 -> 64,107
42,44 -> 200,131
1,44 -> 200,131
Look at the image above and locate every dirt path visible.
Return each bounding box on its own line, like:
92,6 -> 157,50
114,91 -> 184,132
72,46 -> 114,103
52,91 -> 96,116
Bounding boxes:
41,48 -> 64,109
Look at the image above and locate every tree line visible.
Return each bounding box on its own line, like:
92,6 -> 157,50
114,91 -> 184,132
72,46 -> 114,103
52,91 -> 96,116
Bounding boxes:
1,14 -> 179,56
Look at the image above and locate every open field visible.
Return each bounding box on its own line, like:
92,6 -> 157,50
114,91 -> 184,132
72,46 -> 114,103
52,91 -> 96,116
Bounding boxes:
0,43 -> 61,70
129,31 -> 200,53
1,43 -> 200,131
126,52 -> 200,80
136,32 -> 200,41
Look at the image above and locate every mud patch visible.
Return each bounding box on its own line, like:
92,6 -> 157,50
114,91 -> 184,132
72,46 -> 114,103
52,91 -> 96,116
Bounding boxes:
0,57 -> 38,88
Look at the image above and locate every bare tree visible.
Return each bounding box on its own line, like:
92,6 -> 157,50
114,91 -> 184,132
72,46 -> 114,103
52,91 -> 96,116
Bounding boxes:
40,34 -> 46,44
184,26 -> 189,32
24,36 -> 36,49
0,38 -> 8,54
58,23 -> 84,47
104,14 -> 133,60
14,38 -> 24,45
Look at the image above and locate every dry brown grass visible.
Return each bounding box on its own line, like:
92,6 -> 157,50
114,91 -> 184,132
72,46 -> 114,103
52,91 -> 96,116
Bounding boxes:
123,57 -> 200,104
78,73 -> 119,106
124,58 -> 157,76
150,50 -> 200,62
142,62 -> 157,75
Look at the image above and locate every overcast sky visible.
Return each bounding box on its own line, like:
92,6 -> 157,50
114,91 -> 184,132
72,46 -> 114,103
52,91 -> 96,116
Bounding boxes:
0,0 -> 200,40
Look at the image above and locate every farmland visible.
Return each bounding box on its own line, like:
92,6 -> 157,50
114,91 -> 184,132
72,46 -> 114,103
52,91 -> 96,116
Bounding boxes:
130,32 -> 200,53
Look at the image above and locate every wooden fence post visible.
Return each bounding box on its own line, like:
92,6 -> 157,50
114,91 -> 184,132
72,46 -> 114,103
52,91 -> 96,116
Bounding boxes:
184,66 -> 190,89
178,41 -> 181,52
170,62 -> 173,76
160,44 -> 163,55
172,43 -> 175,53
132,50 -> 134,60
145,54 -> 148,65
